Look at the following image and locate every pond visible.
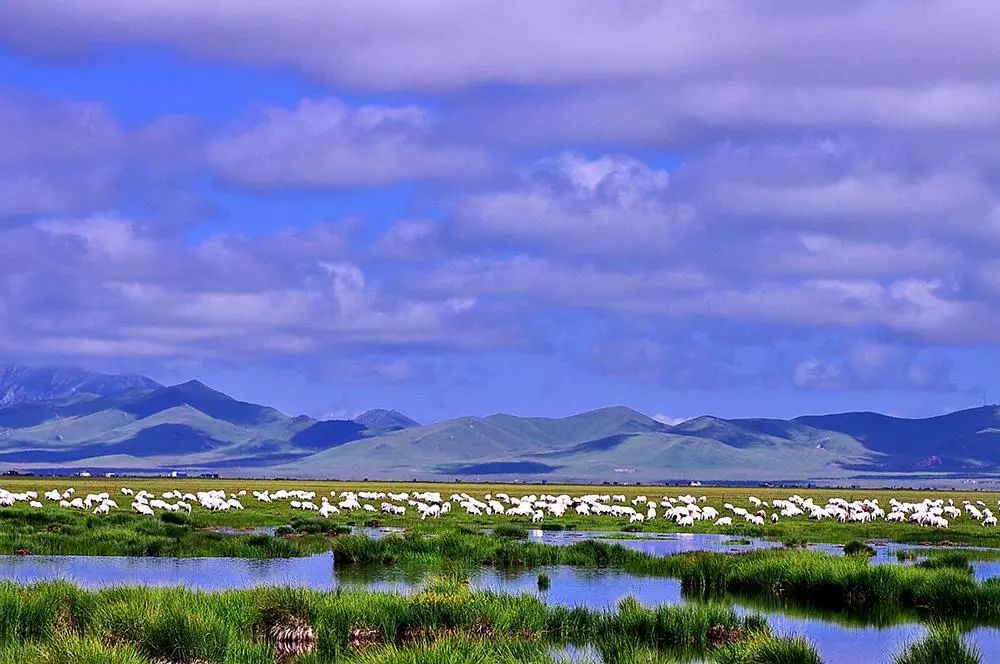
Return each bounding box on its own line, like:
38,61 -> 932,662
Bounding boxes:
0,551 -> 338,591
2,530 -> 1000,663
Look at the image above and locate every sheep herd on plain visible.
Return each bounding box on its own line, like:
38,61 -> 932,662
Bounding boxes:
0,485 -> 996,530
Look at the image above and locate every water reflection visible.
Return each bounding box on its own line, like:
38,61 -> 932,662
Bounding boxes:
337,564 -> 683,609
0,552 -> 336,590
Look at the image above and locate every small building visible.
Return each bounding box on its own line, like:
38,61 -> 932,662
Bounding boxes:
169,471 -> 188,478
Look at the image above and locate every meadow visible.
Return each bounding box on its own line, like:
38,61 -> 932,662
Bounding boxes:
1,477 -> 999,547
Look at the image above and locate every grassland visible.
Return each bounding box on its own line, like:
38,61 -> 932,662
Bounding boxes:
0,579 -> 821,663
2,476 -> 1000,548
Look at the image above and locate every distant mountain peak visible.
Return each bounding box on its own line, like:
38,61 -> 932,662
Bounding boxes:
172,379 -> 218,394
0,362 -> 160,407
354,408 -> 419,430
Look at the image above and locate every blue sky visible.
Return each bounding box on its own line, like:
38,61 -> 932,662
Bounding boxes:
0,2 -> 997,423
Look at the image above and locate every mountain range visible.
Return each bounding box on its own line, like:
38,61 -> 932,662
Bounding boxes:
0,363 -> 997,482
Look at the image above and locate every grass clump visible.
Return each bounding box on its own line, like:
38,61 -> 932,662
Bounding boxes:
492,524 -> 528,539
843,540 -> 876,557
288,516 -> 351,536
35,636 -> 148,664
716,632 -> 822,664
915,552 -> 975,575
893,624 -> 980,664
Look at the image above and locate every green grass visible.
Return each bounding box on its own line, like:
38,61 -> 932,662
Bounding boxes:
0,508 -> 330,557
893,624 -> 980,664
715,632 -> 823,664
0,581 -> 811,664
915,552 -> 975,575
492,524 -> 529,539
2,477 -> 1000,548
843,540 -> 876,557
324,531 -> 1000,621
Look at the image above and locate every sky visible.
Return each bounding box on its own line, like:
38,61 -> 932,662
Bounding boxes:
0,1 -> 999,423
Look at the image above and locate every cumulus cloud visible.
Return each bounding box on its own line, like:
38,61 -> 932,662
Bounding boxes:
794,341 -> 954,392
4,2 -> 1000,92
0,95 -> 205,225
0,96 -> 125,218
207,98 -> 489,188
0,215 -> 512,363
453,153 -> 693,256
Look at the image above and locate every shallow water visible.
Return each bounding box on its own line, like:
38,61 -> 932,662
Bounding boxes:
0,552 -> 337,590
339,564 -> 685,609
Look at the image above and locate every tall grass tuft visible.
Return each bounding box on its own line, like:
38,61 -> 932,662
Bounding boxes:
843,540 -> 876,557
893,625 -> 980,664
715,632 -> 823,664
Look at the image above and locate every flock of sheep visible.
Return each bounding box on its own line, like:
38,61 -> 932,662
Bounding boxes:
0,485 -> 997,530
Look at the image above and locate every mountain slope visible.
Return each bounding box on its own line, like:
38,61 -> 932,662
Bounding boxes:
354,409 -> 419,431
277,409 -> 875,481
0,368 -> 997,482
0,363 -> 160,407
796,406 -> 1000,470
297,406 -> 669,476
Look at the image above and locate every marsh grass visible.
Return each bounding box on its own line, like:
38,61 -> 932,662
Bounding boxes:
0,509 -> 331,557
893,624 -> 980,664
916,552 -> 975,575
843,540 -> 876,557
715,632 -> 823,664
0,581 -> 809,663
492,524 -> 528,539
326,532 -> 1000,621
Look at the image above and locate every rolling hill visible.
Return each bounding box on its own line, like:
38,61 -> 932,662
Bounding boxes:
0,363 -> 998,482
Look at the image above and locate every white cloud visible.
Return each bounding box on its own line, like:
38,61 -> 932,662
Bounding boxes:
208,98 -> 490,188
454,153 -> 693,256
